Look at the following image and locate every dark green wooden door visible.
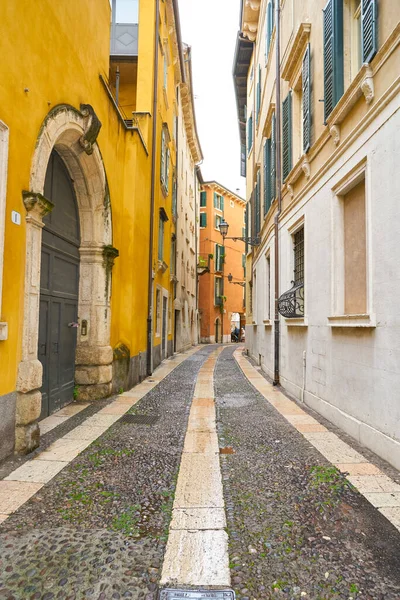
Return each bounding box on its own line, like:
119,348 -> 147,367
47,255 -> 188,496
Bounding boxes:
38,150 -> 80,418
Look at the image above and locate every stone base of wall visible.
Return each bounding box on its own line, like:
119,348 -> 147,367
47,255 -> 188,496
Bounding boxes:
167,340 -> 173,358
153,344 -> 162,371
0,392 -> 16,462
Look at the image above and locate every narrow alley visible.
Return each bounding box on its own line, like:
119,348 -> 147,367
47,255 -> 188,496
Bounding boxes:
1,346 -> 399,599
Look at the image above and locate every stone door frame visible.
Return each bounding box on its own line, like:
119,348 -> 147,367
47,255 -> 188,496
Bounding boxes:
16,104 -> 117,453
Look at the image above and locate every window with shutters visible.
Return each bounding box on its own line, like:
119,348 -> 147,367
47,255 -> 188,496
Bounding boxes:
302,44 -> 311,153
265,0 -> 274,61
215,214 -> 222,230
282,93 -> 292,181
323,0 -> 344,122
254,173 -> 260,237
213,192 -> 224,211
215,244 -> 224,272
160,124 -> 170,193
361,0 -> 377,63
155,288 -> 162,336
247,113 -> 253,154
199,212 -> 207,228
214,276 -> 223,306
351,0 -> 362,79
256,66 -> 261,124
263,113 -> 276,215
200,191 -> 207,207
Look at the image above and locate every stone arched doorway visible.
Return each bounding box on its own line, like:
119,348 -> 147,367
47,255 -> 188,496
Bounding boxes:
16,104 -> 118,453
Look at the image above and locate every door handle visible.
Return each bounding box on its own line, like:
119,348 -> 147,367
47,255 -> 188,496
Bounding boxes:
68,322 -> 79,328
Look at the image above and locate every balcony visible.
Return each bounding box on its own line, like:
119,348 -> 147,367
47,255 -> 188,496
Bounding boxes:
278,282 -> 304,318
110,0 -> 139,58
197,254 -> 212,276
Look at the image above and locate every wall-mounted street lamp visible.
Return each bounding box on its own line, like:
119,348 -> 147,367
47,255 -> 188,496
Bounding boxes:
227,273 -> 246,287
218,220 -> 260,246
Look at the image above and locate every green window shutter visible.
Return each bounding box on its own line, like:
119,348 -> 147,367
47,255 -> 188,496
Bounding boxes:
247,113 -> 253,152
361,0 -> 377,63
160,129 -> 165,185
158,217 -> 164,260
256,66 -> 261,123
265,1 -> 272,58
200,191 -> 207,207
242,254 -> 246,268
263,139 -> 271,215
302,43 -> 311,153
221,196 -> 224,212
282,93 -> 292,181
255,171 -> 261,235
323,0 -> 344,122
270,113 -> 276,204
215,244 -> 220,271
213,191 -> 218,207
165,148 -> 170,192
200,213 -> 207,227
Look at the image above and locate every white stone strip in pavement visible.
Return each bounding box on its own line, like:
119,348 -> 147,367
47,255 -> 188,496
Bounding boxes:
161,347 -> 231,587
233,348 -> 400,533
0,346 -> 201,521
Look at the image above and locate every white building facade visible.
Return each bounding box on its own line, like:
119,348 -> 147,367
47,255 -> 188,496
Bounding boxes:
234,1 -> 400,469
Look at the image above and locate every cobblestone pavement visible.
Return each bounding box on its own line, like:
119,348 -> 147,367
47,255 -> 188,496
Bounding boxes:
0,346 -> 216,600
216,347 -> 400,600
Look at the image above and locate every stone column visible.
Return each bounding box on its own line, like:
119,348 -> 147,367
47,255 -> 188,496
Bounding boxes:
74,245 -> 118,401
15,192 -> 54,453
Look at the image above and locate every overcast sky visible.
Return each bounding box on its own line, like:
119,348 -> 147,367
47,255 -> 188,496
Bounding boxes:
178,0 -> 245,197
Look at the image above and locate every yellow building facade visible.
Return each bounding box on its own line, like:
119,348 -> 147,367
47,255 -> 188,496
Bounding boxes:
0,0 -> 188,460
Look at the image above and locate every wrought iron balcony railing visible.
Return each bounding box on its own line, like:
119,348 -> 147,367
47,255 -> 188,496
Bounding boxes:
278,281 -> 304,318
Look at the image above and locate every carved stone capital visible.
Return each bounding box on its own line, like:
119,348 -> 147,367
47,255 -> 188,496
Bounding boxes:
79,104 -> 102,155
103,245 -> 119,270
360,67 -> 374,104
287,184 -> 294,199
22,191 -> 54,220
329,124 -> 340,146
301,157 -> 311,179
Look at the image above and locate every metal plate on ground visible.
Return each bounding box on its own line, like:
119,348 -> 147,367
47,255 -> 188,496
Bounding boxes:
159,591 -> 235,600
120,414 -> 159,425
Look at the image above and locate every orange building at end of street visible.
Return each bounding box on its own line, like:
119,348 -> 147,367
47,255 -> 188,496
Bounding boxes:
198,181 -> 246,343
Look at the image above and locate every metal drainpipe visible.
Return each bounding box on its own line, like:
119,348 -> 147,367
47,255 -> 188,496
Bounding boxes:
273,0 -> 282,386
146,0 -> 160,376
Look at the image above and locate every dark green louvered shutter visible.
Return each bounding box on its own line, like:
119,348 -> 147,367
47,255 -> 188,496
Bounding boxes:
302,44 -> 311,153
200,191 -> 207,207
264,139 -> 271,215
270,113 -> 276,203
323,0 -> 343,122
361,0 -> 377,63
256,66 -> 261,123
265,1 -> 273,58
247,113 -> 253,152
221,195 -> 224,212
255,171 -> 261,235
213,191 -> 218,207
282,93 -> 292,181
200,213 -> 207,227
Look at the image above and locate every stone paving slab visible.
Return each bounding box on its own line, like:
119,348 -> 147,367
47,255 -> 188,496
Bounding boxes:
170,508 -> 227,530
183,430 -> 219,454
303,431 -> 366,463
363,491 -> 400,507
336,462 -> 382,475
4,459 -> 67,483
0,481 -> 43,514
174,452 -> 224,509
380,507 -> 400,528
62,423 -> 107,441
160,529 -> 230,586
348,474 -> 400,493
33,438 -> 90,462
39,415 -> 70,434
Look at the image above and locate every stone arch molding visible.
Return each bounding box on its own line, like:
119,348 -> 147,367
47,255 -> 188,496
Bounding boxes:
16,104 -> 118,454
